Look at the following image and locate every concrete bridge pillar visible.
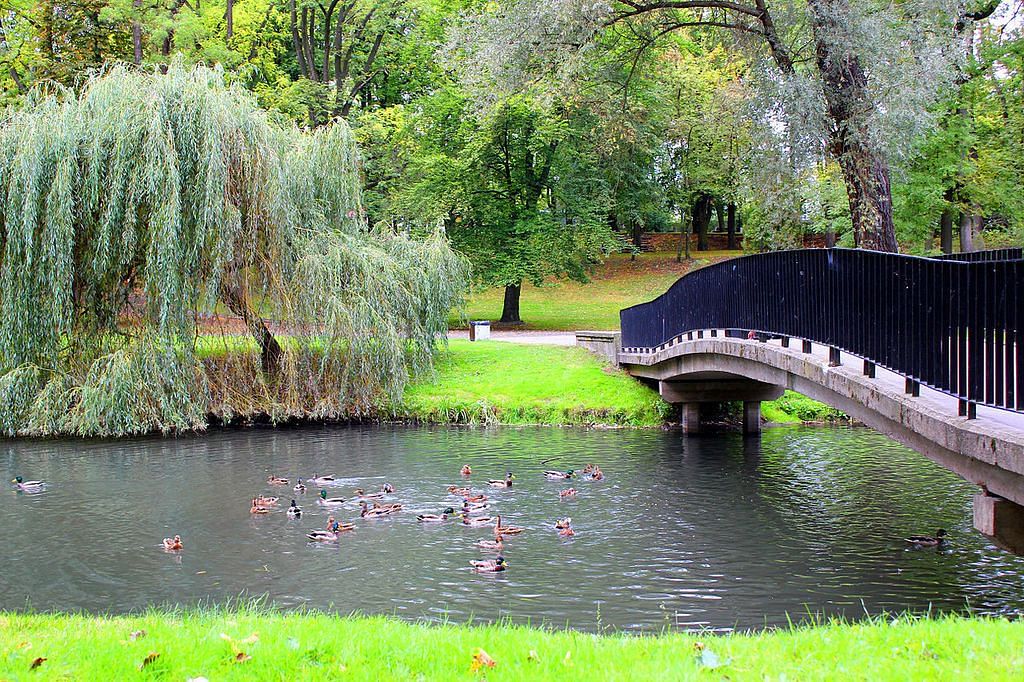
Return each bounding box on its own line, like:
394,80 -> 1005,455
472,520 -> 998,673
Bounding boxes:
743,401 -> 761,435
681,403 -> 701,434
974,493 -> 1024,554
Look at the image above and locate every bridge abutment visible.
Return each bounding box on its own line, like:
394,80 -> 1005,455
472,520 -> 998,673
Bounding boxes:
974,493 -> 1024,555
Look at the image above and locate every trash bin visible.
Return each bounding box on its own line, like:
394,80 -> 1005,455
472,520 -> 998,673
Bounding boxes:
469,321 -> 491,341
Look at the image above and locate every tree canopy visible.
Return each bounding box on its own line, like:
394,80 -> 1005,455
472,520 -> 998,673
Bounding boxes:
0,63 -> 468,436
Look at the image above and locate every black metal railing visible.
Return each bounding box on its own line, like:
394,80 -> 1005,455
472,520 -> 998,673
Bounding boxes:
935,248 -> 1023,262
620,248 -> 1024,413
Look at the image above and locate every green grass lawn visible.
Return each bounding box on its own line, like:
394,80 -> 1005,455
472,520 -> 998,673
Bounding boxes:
455,251 -> 741,331
401,339 -> 668,426
2,611 -> 1020,680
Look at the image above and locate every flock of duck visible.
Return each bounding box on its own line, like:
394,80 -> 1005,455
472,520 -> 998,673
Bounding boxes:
186,463 -> 603,572
11,468 -> 949,552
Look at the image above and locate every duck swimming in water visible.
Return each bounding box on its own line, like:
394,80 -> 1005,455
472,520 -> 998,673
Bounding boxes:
354,488 -> 385,500
317,489 -> 346,507
255,495 -> 279,507
11,476 -> 44,492
447,485 -> 471,496
589,467 -> 604,481
307,517 -> 353,542
461,498 -> 488,512
906,529 -> 947,547
163,535 -> 183,551
267,475 -> 289,485
381,482 -> 395,494
250,498 -> 270,514
495,515 -> 524,535
559,488 -> 577,499
417,507 -> 456,522
461,465 -> 472,476
476,535 -> 505,551
559,525 -> 576,538
471,557 -> 507,572
287,500 -> 302,518
554,517 -> 572,529
310,474 -> 336,486
461,515 -> 494,527
488,473 -> 514,488
360,501 -> 402,517
544,470 -> 574,480
294,479 -> 307,493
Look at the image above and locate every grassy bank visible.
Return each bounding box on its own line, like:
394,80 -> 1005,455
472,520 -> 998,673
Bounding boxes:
455,251 -> 739,331
400,340 -> 668,426
2,611 -> 1020,680
762,390 -> 849,424
195,338 -> 833,429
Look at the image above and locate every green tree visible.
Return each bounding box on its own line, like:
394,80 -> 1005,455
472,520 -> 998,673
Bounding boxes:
0,64 -> 468,437
383,90 -> 620,325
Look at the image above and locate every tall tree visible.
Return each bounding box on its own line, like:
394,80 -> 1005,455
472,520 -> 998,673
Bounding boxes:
449,0 -> 1002,252
381,89 -> 620,325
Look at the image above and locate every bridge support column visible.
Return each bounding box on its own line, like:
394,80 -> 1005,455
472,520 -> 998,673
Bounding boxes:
743,401 -> 761,435
974,493 -> 1024,554
682,403 -> 701,434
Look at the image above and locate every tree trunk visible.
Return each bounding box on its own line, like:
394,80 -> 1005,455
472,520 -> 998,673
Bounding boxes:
221,281 -> 283,376
959,212 -> 984,253
727,203 -> 738,250
807,0 -> 898,253
500,283 -> 524,325
693,195 -> 712,251
940,206 -> 955,254
290,1 -> 308,78
132,0 -> 143,65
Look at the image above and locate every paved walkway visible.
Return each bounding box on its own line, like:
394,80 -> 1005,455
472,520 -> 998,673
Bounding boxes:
447,330 -> 577,346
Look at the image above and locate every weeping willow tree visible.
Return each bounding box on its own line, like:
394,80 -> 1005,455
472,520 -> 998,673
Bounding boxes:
0,63 -> 469,437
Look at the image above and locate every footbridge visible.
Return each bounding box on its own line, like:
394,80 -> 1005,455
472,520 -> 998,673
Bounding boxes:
578,248 -> 1024,551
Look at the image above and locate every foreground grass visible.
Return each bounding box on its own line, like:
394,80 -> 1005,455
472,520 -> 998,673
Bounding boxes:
1,611 -> 1020,680
455,251 -> 739,331
401,340 -> 668,426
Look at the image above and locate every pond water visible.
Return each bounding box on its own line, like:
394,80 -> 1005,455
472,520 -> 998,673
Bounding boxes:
2,425 -> 1023,632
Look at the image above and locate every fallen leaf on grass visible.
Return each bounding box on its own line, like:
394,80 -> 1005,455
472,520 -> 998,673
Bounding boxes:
527,650 -> 540,663
234,652 -> 252,663
130,630 -> 146,641
29,657 -> 46,670
139,652 -> 160,670
563,650 -> 573,666
470,649 -> 496,672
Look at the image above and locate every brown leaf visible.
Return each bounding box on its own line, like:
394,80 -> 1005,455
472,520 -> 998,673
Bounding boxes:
130,630 -> 147,641
139,652 -> 160,670
527,650 -> 540,663
470,648 -> 496,672
693,641 -> 706,652
234,652 -> 252,663
29,657 -> 46,670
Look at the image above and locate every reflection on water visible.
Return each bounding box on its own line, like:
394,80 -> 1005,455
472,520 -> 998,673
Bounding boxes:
2,424 -> 1022,632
